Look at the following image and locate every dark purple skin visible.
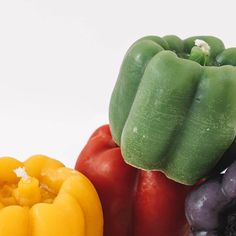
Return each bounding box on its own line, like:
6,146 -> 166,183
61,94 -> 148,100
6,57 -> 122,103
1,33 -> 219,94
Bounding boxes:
185,161 -> 236,236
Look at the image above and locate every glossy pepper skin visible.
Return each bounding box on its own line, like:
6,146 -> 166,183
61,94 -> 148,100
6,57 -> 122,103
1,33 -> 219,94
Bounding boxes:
0,155 -> 103,236
109,35 -> 236,185
185,160 -> 236,236
75,125 -> 192,236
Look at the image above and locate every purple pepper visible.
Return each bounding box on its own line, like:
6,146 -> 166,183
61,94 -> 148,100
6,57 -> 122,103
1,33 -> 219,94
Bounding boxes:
185,161 -> 236,235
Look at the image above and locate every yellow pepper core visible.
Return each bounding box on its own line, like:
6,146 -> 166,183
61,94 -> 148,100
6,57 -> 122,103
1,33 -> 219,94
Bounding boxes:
0,155 -> 103,236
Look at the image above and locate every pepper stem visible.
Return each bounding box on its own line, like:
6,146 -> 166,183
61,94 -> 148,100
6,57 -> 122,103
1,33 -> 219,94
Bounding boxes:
14,167 -> 29,180
189,39 -> 211,66
14,167 -> 41,207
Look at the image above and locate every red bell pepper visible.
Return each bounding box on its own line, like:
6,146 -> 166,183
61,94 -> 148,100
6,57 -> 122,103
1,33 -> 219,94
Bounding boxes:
75,125 -> 192,236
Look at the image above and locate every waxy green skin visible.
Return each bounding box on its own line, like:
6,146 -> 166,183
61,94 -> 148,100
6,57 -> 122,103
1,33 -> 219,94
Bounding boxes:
109,35 -> 236,185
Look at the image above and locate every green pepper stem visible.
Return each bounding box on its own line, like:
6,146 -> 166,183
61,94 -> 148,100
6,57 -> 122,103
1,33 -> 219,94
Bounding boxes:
189,39 -> 210,66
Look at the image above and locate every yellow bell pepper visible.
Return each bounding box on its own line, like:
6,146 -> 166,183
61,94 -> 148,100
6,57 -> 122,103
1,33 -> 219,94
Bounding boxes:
0,154 -> 103,236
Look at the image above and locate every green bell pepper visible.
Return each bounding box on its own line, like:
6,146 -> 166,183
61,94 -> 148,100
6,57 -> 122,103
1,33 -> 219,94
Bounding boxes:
109,35 -> 236,185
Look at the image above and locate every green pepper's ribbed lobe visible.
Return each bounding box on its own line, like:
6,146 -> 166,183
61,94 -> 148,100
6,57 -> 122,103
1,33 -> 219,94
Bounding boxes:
216,48 -> 236,66
109,39 -> 164,145
163,35 -> 184,54
121,51 -> 203,170
109,34 -> 236,185
165,66 -> 236,184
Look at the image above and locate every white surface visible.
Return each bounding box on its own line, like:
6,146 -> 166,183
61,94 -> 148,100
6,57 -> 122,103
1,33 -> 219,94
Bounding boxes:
0,0 -> 235,167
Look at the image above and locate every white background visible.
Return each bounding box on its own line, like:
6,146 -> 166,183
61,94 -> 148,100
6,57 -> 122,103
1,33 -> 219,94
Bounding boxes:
0,0 -> 235,167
